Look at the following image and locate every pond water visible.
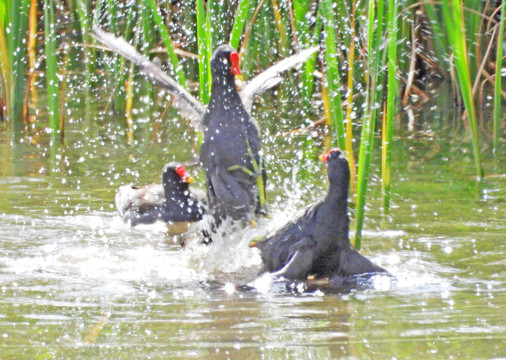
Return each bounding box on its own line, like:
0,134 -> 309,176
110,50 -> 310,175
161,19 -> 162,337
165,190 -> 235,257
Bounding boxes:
0,87 -> 505,359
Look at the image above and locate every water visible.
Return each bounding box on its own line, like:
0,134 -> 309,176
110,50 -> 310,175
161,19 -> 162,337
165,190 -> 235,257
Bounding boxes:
0,96 -> 505,359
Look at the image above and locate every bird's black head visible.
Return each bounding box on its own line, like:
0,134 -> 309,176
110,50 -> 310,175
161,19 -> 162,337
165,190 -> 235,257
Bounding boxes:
320,148 -> 350,192
210,44 -> 241,83
161,163 -> 194,192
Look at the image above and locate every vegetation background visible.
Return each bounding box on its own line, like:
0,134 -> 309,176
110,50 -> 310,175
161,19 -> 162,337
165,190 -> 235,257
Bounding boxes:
0,0 -> 504,245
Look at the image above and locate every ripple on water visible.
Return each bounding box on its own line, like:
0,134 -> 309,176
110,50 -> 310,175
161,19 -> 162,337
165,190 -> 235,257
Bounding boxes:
0,209 -> 457,300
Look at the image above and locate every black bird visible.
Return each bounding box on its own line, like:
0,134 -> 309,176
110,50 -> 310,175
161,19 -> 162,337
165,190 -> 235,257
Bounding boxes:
251,149 -> 386,281
199,45 -> 265,224
115,163 -> 205,234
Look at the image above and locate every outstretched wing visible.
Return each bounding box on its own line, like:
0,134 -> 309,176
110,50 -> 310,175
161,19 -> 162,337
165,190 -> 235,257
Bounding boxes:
92,26 -> 206,131
240,46 -> 319,113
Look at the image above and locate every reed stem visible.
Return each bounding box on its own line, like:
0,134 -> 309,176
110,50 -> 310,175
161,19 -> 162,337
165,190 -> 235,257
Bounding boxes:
383,0 -> 398,213
44,0 -> 61,141
7,0 -> 30,126
355,0 -> 385,250
493,2 -> 505,155
320,0 -> 346,151
345,0 -> 358,198
441,0 -> 483,180
196,0 -> 211,104
146,0 -> 186,87
230,0 -> 251,49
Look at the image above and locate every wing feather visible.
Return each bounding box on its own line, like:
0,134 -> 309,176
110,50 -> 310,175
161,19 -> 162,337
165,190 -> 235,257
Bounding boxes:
240,47 -> 319,113
92,26 -> 206,131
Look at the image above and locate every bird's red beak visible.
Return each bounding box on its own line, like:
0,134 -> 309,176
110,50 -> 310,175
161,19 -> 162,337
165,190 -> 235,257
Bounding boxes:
319,148 -> 341,164
175,165 -> 194,183
229,52 -> 242,76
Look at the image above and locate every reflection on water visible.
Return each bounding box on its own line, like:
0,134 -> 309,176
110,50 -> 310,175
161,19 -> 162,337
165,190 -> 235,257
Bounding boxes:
0,103 -> 505,359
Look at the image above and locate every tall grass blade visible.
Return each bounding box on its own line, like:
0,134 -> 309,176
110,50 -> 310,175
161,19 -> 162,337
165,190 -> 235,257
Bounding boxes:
382,0 -> 398,213
320,0 -> 345,151
345,0 -> 357,197
44,0 -> 61,141
493,2 -> 505,154
140,1 -> 155,120
299,4 -> 321,107
0,1 -> 6,27
441,0 -> 483,179
463,0 -> 482,79
354,0 -> 385,250
196,0 -> 211,103
109,7 -> 135,112
292,0 -> 310,46
27,0 -> 37,102
72,0 -> 95,90
146,0 -> 186,86
0,14 -> 11,124
205,0 -> 214,81
230,0 -> 252,49
271,0 -> 288,56
321,80 -> 332,150
423,0 -> 449,67
7,0 -> 30,126
125,62 -> 134,145
238,0 -> 265,69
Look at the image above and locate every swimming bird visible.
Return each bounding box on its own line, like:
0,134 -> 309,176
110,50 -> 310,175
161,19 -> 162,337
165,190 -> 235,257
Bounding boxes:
251,149 -> 386,280
115,163 -> 205,234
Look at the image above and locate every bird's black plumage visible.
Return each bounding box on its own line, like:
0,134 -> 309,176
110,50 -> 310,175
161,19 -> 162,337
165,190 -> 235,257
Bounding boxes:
115,163 -> 205,232
200,45 -> 266,224
253,149 -> 386,280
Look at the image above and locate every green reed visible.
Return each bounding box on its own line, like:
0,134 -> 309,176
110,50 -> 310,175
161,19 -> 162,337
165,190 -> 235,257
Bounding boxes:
301,14 -> 321,106
103,0 -> 128,112
44,0 -> 61,141
0,5 -> 10,126
343,0 -> 357,197
196,0 -> 212,104
354,0 -> 386,250
320,0 -> 346,151
463,1 -> 480,79
423,0 -> 449,68
1,0 -> 30,126
292,0 -> 320,108
230,0 -> 252,49
441,0 -> 483,180
145,0 -> 186,87
72,0 -> 96,90
1,0 -> 505,247
140,2 -> 155,120
382,0 -> 399,214
493,2 -> 505,155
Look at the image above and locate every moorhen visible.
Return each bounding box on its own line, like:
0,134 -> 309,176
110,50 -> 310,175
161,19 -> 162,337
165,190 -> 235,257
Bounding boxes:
115,163 -> 205,234
199,44 -> 265,224
250,149 -> 386,281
